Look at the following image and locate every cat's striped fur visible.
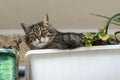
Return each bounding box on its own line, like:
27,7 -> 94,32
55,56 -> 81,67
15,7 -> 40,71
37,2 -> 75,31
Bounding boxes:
21,14 -> 85,49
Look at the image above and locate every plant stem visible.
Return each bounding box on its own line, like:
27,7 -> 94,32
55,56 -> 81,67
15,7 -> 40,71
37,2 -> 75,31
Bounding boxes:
91,13 -> 120,27
105,13 -> 120,34
90,13 -> 110,19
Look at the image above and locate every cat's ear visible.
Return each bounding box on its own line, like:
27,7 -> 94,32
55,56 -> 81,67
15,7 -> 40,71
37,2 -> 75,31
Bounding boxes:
21,23 -> 29,34
43,14 -> 49,26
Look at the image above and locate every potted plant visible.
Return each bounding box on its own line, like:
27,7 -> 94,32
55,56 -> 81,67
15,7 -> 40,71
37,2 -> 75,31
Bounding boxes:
25,13 -> 120,80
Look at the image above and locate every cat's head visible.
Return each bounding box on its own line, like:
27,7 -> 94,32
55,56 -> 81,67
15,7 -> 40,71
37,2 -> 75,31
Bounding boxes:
21,14 -> 57,49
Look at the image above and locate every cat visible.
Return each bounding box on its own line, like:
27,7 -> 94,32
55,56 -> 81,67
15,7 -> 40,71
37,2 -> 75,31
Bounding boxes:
21,14 -> 85,49
21,14 -> 116,49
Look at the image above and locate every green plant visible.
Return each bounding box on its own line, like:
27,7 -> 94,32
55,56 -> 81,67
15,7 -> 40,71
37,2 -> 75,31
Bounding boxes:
83,28 -> 110,47
83,13 -> 120,47
91,13 -> 120,34
91,13 -> 120,26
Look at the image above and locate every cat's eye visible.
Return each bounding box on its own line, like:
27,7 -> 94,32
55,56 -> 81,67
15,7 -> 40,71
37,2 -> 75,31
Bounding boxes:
47,35 -> 52,37
42,30 -> 46,32
42,30 -> 48,34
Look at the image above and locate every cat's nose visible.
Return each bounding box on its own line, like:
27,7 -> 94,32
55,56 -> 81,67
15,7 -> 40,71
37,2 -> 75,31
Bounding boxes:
38,38 -> 41,43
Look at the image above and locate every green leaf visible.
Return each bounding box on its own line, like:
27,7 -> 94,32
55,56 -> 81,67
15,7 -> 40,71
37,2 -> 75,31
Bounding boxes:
104,13 -> 120,34
85,40 -> 92,47
98,33 -> 109,41
98,28 -> 105,34
83,32 -> 95,40
113,17 -> 120,23
114,31 -> 120,42
91,13 -> 120,24
107,37 -> 118,45
114,31 -> 120,36
90,13 -> 110,19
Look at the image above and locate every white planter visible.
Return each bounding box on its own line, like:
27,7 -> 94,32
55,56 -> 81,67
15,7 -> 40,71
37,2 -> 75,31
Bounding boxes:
25,45 -> 120,80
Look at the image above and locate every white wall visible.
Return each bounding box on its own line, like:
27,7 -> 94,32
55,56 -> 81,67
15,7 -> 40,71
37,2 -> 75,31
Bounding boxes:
0,0 -> 120,29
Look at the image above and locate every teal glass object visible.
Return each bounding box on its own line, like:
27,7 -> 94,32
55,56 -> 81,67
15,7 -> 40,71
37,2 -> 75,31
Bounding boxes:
0,49 -> 19,80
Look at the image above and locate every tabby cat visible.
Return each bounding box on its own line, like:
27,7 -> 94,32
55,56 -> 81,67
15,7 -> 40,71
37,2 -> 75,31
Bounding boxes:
21,14 -> 114,49
21,14 -> 86,49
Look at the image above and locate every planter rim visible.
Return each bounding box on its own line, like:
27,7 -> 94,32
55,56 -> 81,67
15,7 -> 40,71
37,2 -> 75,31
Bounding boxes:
25,44 -> 120,57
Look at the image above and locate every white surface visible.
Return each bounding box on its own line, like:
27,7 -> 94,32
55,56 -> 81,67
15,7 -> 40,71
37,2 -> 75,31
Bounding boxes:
25,45 -> 120,80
